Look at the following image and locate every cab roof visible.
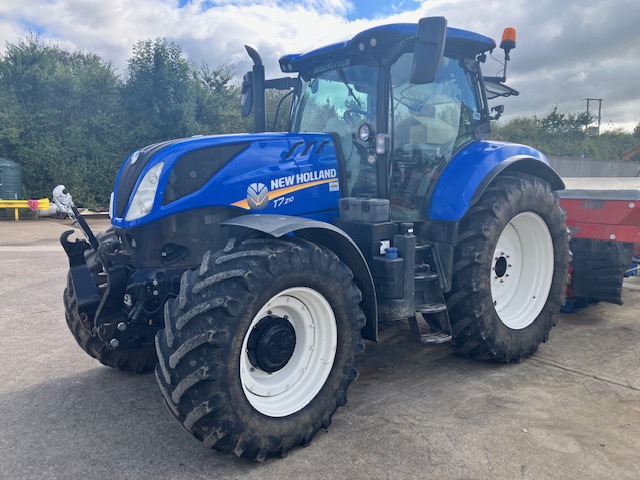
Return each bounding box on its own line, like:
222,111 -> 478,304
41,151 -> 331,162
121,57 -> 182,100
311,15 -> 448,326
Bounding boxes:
279,22 -> 496,73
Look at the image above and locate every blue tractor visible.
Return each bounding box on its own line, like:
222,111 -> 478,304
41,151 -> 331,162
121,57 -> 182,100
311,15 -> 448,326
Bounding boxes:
61,17 -> 570,460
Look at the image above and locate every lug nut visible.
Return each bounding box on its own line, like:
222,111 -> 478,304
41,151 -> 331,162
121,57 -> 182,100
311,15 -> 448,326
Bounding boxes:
117,322 -> 127,331
109,338 -> 120,348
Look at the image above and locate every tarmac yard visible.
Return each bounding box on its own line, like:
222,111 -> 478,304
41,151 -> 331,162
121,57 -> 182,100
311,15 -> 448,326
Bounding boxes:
1,217 -> 639,479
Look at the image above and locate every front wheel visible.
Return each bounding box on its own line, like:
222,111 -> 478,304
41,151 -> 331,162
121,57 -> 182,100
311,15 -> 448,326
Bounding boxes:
155,237 -> 365,461
445,175 -> 570,361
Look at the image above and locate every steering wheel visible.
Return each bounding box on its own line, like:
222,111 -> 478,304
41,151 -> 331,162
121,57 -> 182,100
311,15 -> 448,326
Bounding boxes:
343,108 -> 368,126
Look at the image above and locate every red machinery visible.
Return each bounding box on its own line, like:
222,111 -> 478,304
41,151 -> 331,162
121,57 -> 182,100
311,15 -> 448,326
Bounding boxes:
559,178 -> 640,312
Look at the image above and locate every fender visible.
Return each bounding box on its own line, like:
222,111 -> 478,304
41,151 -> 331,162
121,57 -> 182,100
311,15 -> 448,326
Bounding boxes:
428,140 -> 564,221
221,214 -> 379,342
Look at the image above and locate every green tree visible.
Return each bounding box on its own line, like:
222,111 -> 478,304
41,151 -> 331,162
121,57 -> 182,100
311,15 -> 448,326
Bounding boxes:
192,62 -> 251,134
123,39 -> 198,146
0,35 -> 124,207
492,107 -> 636,161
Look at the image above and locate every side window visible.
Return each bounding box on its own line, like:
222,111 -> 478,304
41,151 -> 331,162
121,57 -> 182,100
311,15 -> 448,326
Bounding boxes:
293,63 -> 379,196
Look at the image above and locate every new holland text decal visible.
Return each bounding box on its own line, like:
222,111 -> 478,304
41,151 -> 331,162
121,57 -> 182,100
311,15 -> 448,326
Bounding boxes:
232,169 -> 339,210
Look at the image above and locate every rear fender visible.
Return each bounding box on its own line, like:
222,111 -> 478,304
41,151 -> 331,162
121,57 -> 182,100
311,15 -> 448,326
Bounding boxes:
428,141 -> 564,222
222,214 -> 378,341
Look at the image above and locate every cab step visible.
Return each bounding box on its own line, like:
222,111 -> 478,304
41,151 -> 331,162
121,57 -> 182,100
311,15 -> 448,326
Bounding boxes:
418,332 -> 453,344
408,314 -> 452,344
415,302 -> 447,314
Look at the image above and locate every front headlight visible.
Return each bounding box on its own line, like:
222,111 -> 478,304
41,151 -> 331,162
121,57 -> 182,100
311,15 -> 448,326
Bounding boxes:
125,162 -> 164,221
108,192 -> 114,219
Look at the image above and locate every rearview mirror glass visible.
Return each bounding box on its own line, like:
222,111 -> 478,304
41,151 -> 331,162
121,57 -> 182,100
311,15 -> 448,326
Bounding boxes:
410,17 -> 447,85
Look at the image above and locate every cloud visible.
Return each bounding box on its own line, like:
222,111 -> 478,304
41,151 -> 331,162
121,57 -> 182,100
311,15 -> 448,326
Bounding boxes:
0,0 -> 638,131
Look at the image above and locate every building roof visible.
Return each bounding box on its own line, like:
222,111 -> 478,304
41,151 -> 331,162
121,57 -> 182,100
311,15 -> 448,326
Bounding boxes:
621,144 -> 640,161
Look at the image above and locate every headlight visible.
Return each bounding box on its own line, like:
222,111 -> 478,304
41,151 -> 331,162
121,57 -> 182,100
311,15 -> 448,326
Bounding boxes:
358,123 -> 374,142
125,162 -> 164,221
108,192 -> 114,219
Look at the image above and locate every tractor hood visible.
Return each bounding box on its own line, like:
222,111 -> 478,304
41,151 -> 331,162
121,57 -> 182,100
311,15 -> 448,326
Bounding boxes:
111,133 -> 343,229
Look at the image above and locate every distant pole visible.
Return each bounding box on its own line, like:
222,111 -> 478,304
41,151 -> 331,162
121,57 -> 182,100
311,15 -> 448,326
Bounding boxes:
584,98 -> 603,134
597,99 -> 602,133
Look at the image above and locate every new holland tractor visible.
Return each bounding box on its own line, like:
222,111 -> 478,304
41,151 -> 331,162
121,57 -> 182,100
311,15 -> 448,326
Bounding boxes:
61,17 -> 570,460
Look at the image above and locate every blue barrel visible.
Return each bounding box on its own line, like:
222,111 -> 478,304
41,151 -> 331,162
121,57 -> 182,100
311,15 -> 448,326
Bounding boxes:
0,157 -> 22,200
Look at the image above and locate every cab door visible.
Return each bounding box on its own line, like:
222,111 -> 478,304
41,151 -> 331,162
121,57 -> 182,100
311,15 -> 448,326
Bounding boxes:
388,53 -> 485,221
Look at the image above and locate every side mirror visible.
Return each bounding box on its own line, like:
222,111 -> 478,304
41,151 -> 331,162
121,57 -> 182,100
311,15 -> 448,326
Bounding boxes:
240,71 -> 253,117
490,105 -> 505,120
410,16 -> 447,84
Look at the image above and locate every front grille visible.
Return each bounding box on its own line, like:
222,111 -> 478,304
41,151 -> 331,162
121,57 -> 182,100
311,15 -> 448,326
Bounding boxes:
162,143 -> 248,205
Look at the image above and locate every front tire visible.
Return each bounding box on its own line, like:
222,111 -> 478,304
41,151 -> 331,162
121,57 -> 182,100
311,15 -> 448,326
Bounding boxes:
63,228 -> 157,373
445,175 -> 570,361
155,237 -> 365,461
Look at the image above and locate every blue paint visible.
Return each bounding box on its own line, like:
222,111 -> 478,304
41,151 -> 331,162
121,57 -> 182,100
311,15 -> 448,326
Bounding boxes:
111,133 -> 342,229
428,141 -> 549,221
280,24 -> 495,73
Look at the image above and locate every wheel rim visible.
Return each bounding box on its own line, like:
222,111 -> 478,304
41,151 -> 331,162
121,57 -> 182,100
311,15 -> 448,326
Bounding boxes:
490,212 -> 554,330
240,287 -> 337,417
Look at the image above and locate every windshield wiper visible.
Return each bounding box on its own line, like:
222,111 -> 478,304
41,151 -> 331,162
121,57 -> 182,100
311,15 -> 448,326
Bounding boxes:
336,66 -> 362,108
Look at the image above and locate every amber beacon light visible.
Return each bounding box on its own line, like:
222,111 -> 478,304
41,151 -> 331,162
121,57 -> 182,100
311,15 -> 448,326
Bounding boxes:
500,27 -> 516,53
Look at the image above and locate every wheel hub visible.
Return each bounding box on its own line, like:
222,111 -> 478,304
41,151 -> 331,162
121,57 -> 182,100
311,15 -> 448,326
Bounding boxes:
494,256 -> 508,278
247,315 -> 296,373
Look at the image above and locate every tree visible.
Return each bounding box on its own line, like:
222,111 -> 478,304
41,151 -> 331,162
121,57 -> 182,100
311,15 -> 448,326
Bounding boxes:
192,62 -> 251,134
122,39 -> 198,146
633,122 -> 640,141
492,107 -> 636,161
0,35 -> 124,207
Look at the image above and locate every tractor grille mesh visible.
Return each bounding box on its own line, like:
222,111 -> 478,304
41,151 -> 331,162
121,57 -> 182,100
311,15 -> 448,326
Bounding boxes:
162,143 -> 248,205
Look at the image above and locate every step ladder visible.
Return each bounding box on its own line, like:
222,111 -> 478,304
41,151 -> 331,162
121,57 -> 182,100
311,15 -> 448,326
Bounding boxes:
409,243 -> 452,344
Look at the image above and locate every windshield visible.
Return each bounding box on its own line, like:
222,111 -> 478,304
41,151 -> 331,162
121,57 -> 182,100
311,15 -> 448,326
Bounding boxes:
389,54 -> 483,221
292,61 -> 379,196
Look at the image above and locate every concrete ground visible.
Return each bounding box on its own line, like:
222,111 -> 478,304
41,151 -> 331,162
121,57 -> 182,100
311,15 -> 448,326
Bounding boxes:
0,216 -> 638,480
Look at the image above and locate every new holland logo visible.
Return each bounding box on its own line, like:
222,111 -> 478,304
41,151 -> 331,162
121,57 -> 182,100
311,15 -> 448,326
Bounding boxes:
247,183 -> 269,210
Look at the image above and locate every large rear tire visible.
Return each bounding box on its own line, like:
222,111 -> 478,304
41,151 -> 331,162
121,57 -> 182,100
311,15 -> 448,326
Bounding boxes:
155,237 -> 365,461
63,228 -> 157,373
445,175 -> 570,361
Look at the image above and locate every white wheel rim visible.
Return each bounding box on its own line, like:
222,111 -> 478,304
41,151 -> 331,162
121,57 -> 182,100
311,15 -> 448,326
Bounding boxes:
240,287 -> 337,417
490,212 -> 554,330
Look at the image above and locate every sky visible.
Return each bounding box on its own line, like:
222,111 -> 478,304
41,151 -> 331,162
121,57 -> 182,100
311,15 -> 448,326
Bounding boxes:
0,0 -> 638,132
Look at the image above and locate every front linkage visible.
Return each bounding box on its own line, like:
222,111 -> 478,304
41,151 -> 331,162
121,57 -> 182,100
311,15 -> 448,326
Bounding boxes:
60,206 -> 168,370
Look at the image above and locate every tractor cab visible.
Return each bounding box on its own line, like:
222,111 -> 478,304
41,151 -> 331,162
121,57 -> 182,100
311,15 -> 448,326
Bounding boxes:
245,18 -> 512,222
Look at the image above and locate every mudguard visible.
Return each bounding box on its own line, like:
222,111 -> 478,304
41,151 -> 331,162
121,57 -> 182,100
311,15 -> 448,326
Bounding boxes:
221,214 -> 378,342
428,140 -> 564,221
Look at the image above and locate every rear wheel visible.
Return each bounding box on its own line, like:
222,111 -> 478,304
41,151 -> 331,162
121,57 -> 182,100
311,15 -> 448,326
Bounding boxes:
155,237 -> 365,461
445,175 -> 570,361
63,229 -> 157,373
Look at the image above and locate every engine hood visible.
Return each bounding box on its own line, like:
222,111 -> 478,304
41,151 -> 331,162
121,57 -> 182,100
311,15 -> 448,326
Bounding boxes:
111,132 -> 343,229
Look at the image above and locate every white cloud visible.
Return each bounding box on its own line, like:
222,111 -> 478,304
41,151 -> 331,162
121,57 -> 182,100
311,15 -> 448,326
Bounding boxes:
0,0 -> 638,131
